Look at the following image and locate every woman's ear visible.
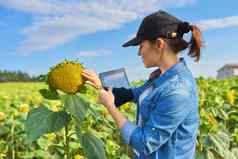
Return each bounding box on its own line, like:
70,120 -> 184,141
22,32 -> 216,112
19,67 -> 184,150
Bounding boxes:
156,38 -> 165,49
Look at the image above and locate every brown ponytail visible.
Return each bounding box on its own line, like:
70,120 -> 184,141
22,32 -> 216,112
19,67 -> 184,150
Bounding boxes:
149,23 -> 203,62
188,25 -> 202,62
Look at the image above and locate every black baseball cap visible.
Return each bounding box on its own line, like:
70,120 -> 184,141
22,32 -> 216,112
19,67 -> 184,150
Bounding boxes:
122,10 -> 189,47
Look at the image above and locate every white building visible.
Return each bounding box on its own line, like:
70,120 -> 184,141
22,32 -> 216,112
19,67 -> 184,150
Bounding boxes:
217,64 -> 238,79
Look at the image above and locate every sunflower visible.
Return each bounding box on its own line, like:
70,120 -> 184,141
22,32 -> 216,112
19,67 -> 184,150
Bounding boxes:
47,60 -> 85,94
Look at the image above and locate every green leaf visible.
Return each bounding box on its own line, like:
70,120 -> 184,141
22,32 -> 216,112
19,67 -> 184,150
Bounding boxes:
39,89 -> 59,100
37,137 -> 51,149
88,103 -> 101,120
64,94 -> 89,121
0,125 -> 9,137
25,106 -> 70,143
231,86 -> 238,92
80,132 -> 106,159
206,150 -> 215,159
25,106 -> 51,143
47,111 -> 71,133
231,148 -> 238,158
195,150 -> 206,159
206,131 -> 233,158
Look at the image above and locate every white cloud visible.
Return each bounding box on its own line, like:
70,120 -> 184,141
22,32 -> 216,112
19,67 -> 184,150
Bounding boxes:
0,0 -> 195,55
17,15 -> 124,55
75,49 -> 112,57
196,15 -> 238,31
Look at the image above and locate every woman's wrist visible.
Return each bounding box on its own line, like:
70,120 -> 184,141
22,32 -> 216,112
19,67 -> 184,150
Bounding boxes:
105,103 -> 127,128
105,103 -> 116,110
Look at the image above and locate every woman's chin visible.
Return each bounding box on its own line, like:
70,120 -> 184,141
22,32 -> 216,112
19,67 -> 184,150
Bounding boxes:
143,63 -> 150,68
143,63 -> 155,68
142,60 -> 151,68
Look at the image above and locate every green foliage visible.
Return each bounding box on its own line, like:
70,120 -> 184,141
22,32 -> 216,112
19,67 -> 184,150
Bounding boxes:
0,70 -> 47,82
25,106 -> 70,143
196,77 -> 238,158
24,86 -> 108,159
64,94 -> 89,121
80,132 -> 106,159
0,77 -> 238,158
39,89 -> 59,100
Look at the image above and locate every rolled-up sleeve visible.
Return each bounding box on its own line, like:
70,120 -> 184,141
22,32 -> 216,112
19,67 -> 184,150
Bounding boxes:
120,89 -> 192,155
120,120 -> 137,144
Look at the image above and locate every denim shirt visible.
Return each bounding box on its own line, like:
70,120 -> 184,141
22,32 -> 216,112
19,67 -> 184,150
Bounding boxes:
120,58 -> 199,159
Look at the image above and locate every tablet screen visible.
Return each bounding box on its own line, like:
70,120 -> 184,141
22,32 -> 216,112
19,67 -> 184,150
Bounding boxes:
99,68 -> 130,88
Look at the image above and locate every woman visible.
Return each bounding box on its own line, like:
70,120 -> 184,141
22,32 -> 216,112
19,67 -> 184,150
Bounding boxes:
82,10 -> 202,159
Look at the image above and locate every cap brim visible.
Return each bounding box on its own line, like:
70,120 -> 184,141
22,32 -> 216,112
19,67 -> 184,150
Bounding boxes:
122,36 -> 139,47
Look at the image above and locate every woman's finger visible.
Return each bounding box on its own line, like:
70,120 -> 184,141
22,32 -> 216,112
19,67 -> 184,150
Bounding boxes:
81,71 -> 91,78
82,71 -> 93,78
83,69 -> 96,76
108,87 -> 113,92
82,72 -> 95,81
82,70 -> 98,80
85,81 -> 98,89
82,69 -> 102,88
82,70 -> 93,76
108,87 -> 114,97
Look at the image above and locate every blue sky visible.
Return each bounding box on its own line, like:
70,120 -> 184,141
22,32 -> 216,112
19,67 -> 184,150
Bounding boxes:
0,0 -> 238,82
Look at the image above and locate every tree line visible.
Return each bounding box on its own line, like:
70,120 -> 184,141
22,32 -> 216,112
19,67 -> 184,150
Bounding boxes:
0,70 -> 47,82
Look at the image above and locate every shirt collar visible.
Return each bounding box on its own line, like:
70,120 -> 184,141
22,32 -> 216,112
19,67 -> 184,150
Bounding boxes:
152,57 -> 187,88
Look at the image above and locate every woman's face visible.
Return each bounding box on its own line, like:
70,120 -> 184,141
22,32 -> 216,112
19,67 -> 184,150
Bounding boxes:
138,40 -> 162,68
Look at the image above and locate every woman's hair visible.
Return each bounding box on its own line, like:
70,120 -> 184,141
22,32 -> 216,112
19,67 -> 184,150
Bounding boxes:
188,25 -> 202,62
151,24 -> 203,62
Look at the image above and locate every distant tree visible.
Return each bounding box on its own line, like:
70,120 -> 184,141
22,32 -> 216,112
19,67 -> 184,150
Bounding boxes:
0,70 -> 47,82
35,74 -> 48,82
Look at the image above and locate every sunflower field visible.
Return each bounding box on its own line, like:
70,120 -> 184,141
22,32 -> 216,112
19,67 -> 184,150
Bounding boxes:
0,77 -> 238,159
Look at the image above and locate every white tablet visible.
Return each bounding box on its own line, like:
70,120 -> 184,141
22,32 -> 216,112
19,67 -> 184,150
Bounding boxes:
99,68 -> 130,88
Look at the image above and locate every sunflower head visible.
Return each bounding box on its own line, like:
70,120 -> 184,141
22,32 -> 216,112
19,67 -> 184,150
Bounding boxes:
0,112 -> 5,121
227,89 -> 236,105
47,60 -> 85,94
19,104 -> 30,113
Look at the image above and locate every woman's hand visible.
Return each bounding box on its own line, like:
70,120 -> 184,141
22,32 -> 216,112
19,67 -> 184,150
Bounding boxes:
82,69 -> 115,108
99,88 -> 115,108
82,69 -> 102,89
82,69 -> 126,129
99,88 -> 126,129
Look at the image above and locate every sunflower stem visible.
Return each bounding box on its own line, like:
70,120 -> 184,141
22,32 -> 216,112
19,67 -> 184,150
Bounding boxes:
64,125 -> 70,159
11,113 -> 15,159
